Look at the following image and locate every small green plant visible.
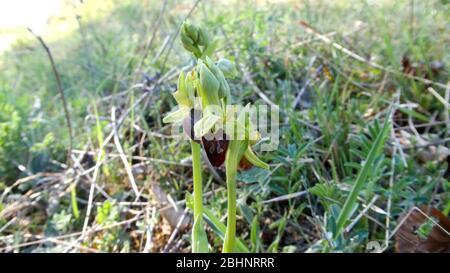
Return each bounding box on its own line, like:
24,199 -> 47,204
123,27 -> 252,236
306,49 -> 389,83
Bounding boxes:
163,22 -> 268,253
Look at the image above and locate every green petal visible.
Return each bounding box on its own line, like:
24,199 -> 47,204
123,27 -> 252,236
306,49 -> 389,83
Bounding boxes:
244,146 -> 269,169
194,114 -> 221,138
178,71 -> 186,94
173,90 -> 192,107
185,72 -> 195,102
162,106 -> 191,124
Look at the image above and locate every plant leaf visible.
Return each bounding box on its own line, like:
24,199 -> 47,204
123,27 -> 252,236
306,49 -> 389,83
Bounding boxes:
203,207 -> 250,253
194,114 -> 220,138
192,215 -> 209,253
334,118 -> 391,239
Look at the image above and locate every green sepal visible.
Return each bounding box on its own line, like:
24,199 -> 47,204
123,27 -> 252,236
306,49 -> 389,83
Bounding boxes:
162,106 -> 191,124
243,146 -> 269,169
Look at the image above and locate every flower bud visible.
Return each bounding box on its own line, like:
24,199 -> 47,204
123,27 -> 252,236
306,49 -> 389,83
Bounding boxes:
197,28 -> 210,47
204,57 -> 230,101
217,58 -> 237,78
182,22 -> 199,43
180,32 -> 198,53
199,62 -> 220,106
218,79 -> 231,102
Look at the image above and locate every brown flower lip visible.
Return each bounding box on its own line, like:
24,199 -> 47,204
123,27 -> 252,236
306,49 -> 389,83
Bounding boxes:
202,129 -> 228,167
202,130 -> 254,169
184,109 -> 254,169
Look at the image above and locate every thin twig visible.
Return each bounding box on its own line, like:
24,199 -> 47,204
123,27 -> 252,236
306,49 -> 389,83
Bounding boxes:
111,107 -> 141,199
80,147 -> 104,239
243,68 -> 321,131
261,190 -> 308,204
27,28 -> 73,166
427,87 -> 450,108
344,195 -> 379,233
163,208 -> 189,253
137,0 -> 169,71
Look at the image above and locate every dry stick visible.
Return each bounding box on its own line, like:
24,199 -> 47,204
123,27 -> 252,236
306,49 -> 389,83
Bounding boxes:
71,149 -> 190,167
385,142 -> 397,247
80,148 -> 104,239
99,83 -> 145,102
427,87 -> 450,108
1,173 -> 44,202
27,28 -> 73,165
137,0 -> 168,72
142,206 -> 156,253
298,21 -> 448,90
0,218 -> 16,234
292,56 -> 317,108
344,195 -> 380,233
243,68 -> 321,132
408,112 -> 426,144
445,85 -> 450,135
261,190 -> 308,204
70,153 -> 112,200
394,120 -> 449,131
2,187 -> 221,252
111,107 -> 140,198
385,93 -> 402,247
45,68 -> 172,250
163,208 -> 189,253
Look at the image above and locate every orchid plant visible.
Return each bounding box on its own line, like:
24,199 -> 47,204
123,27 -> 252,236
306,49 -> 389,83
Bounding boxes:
163,22 -> 268,253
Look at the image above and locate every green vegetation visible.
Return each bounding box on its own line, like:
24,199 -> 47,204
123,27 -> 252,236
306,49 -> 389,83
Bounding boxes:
0,0 -> 449,253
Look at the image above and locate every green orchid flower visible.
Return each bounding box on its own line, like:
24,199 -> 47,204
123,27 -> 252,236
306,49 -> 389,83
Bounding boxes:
165,22 -> 270,253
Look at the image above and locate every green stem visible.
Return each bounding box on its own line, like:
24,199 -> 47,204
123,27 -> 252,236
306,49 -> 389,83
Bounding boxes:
191,141 -> 203,222
223,160 -> 237,253
223,140 -> 248,253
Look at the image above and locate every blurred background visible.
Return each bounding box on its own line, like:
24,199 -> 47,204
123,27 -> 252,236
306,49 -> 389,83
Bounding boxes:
0,0 -> 449,253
